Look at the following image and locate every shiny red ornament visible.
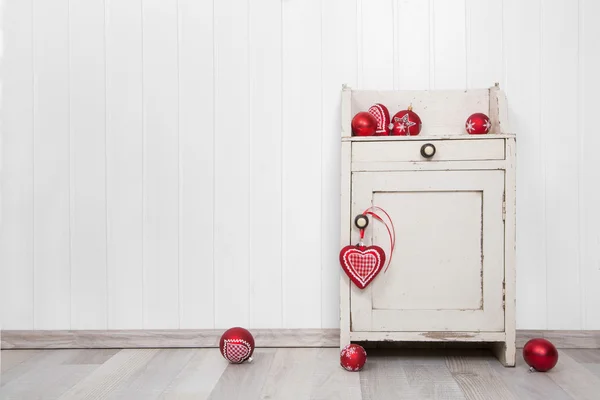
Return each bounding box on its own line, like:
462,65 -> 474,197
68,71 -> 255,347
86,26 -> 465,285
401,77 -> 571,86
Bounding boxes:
523,338 -> 559,372
339,244 -> 386,289
219,327 -> 255,364
465,112 -> 491,134
391,106 -> 422,136
368,103 -> 391,135
351,111 -> 377,136
340,344 -> 367,371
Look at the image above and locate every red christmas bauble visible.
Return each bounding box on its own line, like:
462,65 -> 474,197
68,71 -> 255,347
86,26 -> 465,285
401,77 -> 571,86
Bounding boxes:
368,103 -> 391,136
465,112 -> 491,134
351,112 -> 377,136
340,344 -> 367,371
219,327 -> 255,364
391,106 -> 422,136
523,338 -> 558,372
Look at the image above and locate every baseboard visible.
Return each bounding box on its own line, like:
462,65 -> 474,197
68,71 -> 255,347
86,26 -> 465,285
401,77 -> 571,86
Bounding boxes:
0,329 -> 340,349
2,329 -> 599,350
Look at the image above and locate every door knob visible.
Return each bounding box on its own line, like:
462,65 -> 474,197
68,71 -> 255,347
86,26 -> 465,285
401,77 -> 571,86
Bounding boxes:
420,143 -> 436,158
354,214 -> 369,229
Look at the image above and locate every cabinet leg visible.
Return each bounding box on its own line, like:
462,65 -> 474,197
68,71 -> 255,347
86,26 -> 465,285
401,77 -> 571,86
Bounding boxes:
340,330 -> 350,352
492,342 -> 516,367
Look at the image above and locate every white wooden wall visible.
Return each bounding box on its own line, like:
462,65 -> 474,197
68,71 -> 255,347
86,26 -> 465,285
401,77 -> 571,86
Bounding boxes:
1,0 -> 599,331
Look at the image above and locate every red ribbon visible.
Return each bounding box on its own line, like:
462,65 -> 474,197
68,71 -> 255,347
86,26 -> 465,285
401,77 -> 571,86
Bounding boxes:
359,206 -> 396,273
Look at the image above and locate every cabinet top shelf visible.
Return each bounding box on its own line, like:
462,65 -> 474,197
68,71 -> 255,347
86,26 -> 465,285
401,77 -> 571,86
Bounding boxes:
342,133 -> 516,142
341,84 -> 512,138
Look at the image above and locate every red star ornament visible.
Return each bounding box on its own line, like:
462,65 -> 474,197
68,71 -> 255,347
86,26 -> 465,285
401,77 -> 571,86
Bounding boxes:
465,112 -> 491,134
391,105 -> 422,136
339,245 -> 386,289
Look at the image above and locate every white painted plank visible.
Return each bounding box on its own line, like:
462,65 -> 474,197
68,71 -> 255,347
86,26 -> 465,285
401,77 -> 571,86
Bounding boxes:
580,1 -> 600,329
0,0 -> 34,329
178,0 -> 215,329
69,0 -> 107,330
360,0 -> 394,89
580,0 -> 600,330
142,0 -> 180,329
105,0 -> 144,329
503,0 -> 545,329
466,0 -> 503,88
321,0 -> 357,329
541,0 -> 581,330
395,0 -> 431,90
248,0 -> 282,329
432,0 -> 467,89
282,0 -> 322,329
213,0 -> 250,328
32,0 -> 71,330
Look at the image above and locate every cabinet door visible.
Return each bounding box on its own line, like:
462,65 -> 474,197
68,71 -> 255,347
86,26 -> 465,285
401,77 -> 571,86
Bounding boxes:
350,170 -> 505,332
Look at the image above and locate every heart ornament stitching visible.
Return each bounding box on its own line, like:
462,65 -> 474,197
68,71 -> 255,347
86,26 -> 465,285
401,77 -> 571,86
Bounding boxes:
222,339 -> 252,363
339,245 -> 386,289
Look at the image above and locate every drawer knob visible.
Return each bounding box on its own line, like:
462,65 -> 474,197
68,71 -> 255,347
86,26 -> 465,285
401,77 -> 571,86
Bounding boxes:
420,143 -> 436,158
354,214 -> 369,229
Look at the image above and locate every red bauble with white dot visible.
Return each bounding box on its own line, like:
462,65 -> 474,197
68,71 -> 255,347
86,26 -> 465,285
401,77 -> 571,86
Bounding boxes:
465,112 -> 491,134
391,106 -> 422,136
351,111 -> 377,136
219,327 -> 255,364
340,344 -> 367,372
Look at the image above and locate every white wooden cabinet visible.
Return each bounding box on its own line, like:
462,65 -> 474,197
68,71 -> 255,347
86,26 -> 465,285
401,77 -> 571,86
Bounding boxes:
339,85 -> 516,366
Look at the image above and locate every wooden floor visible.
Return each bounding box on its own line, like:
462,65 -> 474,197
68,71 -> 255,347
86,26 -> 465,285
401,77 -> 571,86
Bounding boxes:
1,347 -> 599,399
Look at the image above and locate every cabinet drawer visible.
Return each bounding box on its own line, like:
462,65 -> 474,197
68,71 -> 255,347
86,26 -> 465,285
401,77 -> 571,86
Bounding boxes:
352,139 -> 505,163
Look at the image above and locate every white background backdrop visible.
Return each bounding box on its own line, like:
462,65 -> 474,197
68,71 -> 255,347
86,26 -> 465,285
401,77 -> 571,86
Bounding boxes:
1,0 -> 598,331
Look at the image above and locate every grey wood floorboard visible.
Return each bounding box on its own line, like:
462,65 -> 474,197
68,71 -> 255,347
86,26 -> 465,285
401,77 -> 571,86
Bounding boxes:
160,349 -> 229,400
544,350 -> 600,400
445,352 -> 517,400
1,350 -> 41,373
3,348 -> 600,399
309,348 -> 361,400
258,348 -> 320,400
488,349 -> 572,399
102,349 -> 195,400
206,348 -> 276,400
0,350 -> 98,399
57,349 -> 158,399
360,349 -> 466,400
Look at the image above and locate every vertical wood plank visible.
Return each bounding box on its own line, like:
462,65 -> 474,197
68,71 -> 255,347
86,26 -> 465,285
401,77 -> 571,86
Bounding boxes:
32,0 -> 71,330
580,0 -> 600,329
541,0 -> 581,330
142,0 -> 180,329
321,0 -> 357,329
503,0 -> 545,329
69,0 -> 108,330
465,0 -> 503,88
213,0 -> 250,328
0,0 -> 34,329
432,0 -> 467,89
248,0 -> 282,329
178,0 -> 215,329
282,0 -> 322,328
395,0 -> 431,90
360,0 -> 394,89
105,0 -> 144,329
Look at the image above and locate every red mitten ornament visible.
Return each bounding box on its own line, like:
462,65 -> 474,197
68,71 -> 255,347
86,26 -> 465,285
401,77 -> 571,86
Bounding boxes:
368,103 -> 391,135
391,105 -> 422,136
465,112 -> 491,134
339,207 -> 396,289
219,327 -> 255,364
351,111 -> 377,136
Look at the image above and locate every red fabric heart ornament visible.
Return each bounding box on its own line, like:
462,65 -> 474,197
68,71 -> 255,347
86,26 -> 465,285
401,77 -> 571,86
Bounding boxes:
368,103 -> 391,135
339,245 -> 386,289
